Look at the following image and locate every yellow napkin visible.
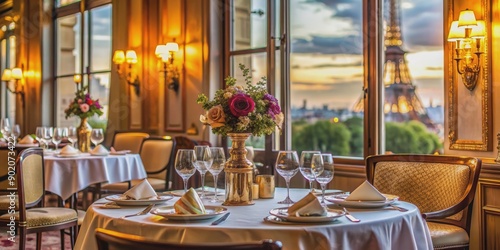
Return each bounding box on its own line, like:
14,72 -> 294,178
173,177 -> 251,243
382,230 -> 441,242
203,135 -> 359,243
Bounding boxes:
123,179 -> 158,200
345,180 -> 386,201
59,145 -> 79,155
91,145 -> 109,155
174,188 -> 206,214
288,192 -> 327,217
18,135 -> 34,144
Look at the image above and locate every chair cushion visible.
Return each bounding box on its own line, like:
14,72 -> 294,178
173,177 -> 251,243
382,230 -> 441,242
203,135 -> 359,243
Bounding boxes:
0,207 -> 77,229
427,222 -> 469,249
102,178 -> 170,192
77,209 -> 86,225
0,195 -> 18,210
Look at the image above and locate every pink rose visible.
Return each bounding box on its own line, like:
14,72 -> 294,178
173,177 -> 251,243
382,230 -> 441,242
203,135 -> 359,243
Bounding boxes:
229,94 -> 255,117
206,105 -> 226,128
80,103 -> 90,113
77,99 -> 83,104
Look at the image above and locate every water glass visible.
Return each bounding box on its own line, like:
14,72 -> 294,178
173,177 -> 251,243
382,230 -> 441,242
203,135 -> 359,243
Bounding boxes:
311,153 -> 334,205
44,127 -> 53,149
91,128 -> 104,146
1,118 -> 11,138
35,127 -> 46,148
299,150 -> 321,192
68,126 -> 78,147
208,147 -> 225,203
12,124 -> 21,142
275,151 -> 299,204
193,145 -> 213,198
174,149 -> 197,194
52,127 -> 66,151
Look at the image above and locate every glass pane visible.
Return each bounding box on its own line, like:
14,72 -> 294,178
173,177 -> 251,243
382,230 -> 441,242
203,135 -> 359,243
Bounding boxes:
56,13 -> 81,75
290,0 -> 364,157
89,5 -> 112,72
56,0 -> 80,7
231,0 -> 267,51
88,72 -> 110,129
56,77 -> 79,127
230,53 -> 267,86
382,0 -> 444,154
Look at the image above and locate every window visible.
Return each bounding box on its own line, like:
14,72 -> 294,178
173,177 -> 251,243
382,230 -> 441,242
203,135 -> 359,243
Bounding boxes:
54,0 -> 111,130
0,21 -> 16,124
225,0 -> 444,160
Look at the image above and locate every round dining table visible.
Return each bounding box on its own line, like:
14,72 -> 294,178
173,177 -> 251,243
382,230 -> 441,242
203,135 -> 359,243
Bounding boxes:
75,188 -> 433,250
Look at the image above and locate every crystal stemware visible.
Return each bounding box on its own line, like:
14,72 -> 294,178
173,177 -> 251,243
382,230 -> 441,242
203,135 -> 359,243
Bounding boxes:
311,153 -> 334,206
35,127 -> 46,148
1,118 -> 11,139
275,150 -> 299,204
52,127 -> 64,151
91,128 -> 104,147
174,149 -> 197,194
12,124 -> 21,142
299,150 -> 321,192
44,127 -> 53,149
193,145 -> 213,198
68,126 -> 78,148
208,147 -> 225,203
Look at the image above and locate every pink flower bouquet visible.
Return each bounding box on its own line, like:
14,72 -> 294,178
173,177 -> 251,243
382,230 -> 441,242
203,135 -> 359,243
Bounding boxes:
65,86 -> 103,119
197,64 -> 284,136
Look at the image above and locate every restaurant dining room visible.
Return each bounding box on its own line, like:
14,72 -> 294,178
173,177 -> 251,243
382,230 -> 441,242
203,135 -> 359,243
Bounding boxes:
0,0 -> 499,249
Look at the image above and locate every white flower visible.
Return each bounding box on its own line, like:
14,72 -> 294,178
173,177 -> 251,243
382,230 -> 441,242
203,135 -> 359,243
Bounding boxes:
224,92 -> 233,99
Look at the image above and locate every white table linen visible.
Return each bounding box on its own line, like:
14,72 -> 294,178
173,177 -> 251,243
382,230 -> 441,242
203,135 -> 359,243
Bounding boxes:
44,153 -> 147,200
75,188 -> 432,250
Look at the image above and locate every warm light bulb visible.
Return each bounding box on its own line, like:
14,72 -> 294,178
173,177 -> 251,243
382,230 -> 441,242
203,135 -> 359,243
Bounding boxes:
165,42 -> 179,52
447,21 -> 466,41
11,68 -> 22,80
470,20 -> 486,38
155,45 -> 167,58
125,50 -> 138,64
74,74 -> 81,83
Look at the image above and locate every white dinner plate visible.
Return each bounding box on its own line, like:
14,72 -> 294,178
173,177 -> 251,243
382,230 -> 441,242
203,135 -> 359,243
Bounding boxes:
167,189 -> 225,197
151,205 -> 228,221
90,152 -> 109,156
105,195 -> 173,206
268,207 -> 344,223
325,193 -> 399,208
56,154 -> 80,158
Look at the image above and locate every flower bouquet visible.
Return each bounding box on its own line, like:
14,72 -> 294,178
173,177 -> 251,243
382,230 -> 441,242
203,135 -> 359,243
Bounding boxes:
197,64 -> 284,136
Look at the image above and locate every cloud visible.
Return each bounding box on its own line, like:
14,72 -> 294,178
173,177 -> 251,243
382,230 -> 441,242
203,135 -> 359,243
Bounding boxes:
292,35 -> 362,54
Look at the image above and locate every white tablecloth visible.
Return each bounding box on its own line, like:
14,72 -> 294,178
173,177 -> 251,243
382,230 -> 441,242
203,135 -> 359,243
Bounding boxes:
44,153 -> 147,200
75,188 -> 433,250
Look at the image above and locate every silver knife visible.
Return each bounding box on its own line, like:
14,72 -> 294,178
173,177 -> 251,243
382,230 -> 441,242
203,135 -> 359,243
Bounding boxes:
211,212 -> 230,225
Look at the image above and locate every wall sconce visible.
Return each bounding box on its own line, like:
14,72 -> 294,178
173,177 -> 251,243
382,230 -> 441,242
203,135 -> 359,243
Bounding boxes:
1,67 -> 25,106
447,9 -> 486,91
113,49 -> 140,95
155,42 -> 180,93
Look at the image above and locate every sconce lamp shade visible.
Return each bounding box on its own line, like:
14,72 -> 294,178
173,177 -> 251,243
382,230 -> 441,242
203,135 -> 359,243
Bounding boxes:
125,50 -> 138,64
448,21 -> 466,41
113,50 -> 125,64
458,9 -> 477,28
155,45 -> 167,57
470,20 -> 486,38
1,69 -> 11,81
11,68 -> 23,80
165,42 -> 179,52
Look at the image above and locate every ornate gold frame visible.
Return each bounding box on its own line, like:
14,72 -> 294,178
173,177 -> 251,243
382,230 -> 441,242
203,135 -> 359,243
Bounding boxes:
447,0 -> 492,151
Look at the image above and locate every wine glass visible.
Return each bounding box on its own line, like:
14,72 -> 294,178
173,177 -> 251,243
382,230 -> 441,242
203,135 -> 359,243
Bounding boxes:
311,153 -> 334,206
44,127 -> 53,149
208,147 -> 225,203
12,124 -> 21,142
193,145 -> 213,198
299,150 -> 321,192
174,149 -> 197,194
1,118 -> 11,139
52,127 -> 66,151
68,126 -> 78,148
35,127 -> 46,148
275,151 -> 299,204
91,128 -> 104,147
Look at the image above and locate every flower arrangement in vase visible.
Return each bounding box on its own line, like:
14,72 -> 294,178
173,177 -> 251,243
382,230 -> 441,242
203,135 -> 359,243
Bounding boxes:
197,64 -> 283,205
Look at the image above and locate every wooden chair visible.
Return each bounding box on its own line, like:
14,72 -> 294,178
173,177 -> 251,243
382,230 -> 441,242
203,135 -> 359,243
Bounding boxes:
0,148 -> 78,250
365,154 -> 481,250
110,130 -> 150,154
95,228 -> 283,250
101,136 -> 176,192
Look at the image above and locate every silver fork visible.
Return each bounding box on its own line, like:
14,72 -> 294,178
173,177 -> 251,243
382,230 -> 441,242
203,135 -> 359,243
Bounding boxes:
122,204 -> 154,218
343,207 -> 360,222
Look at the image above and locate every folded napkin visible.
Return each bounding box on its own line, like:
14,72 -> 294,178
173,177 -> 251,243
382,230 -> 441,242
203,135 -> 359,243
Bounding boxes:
110,147 -> 131,154
174,188 -> 206,214
59,145 -> 79,155
345,180 -> 386,201
91,144 -> 109,155
18,135 -> 35,144
288,192 -> 327,217
123,179 -> 158,200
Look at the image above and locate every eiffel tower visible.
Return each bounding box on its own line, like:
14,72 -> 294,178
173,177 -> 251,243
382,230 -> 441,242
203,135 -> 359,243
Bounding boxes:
353,0 -> 437,131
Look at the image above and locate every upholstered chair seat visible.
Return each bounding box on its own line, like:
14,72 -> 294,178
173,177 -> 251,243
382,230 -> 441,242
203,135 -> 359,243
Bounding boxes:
427,222 -> 469,249
0,195 -> 18,210
0,207 -> 77,228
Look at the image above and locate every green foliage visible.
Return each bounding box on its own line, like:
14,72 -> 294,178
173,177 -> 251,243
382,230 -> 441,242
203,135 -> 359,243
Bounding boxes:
344,117 -> 363,156
292,120 -> 351,155
385,121 -> 443,154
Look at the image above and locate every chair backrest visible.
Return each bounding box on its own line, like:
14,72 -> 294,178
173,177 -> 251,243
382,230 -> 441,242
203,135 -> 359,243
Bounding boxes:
365,154 -> 481,232
16,148 -> 45,223
171,136 -> 201,190
111,131 -> 150,154
139,137 -> 175,186
95,228 -> 283,250
0,148 -> 14,191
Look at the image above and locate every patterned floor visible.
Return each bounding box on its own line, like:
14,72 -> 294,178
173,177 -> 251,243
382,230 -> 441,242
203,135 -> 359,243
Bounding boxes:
0,231 -> 72,250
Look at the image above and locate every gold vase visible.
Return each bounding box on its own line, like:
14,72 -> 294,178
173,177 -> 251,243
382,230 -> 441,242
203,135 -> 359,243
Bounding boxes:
77,117 -> 92,152
223,133 -> 255,206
